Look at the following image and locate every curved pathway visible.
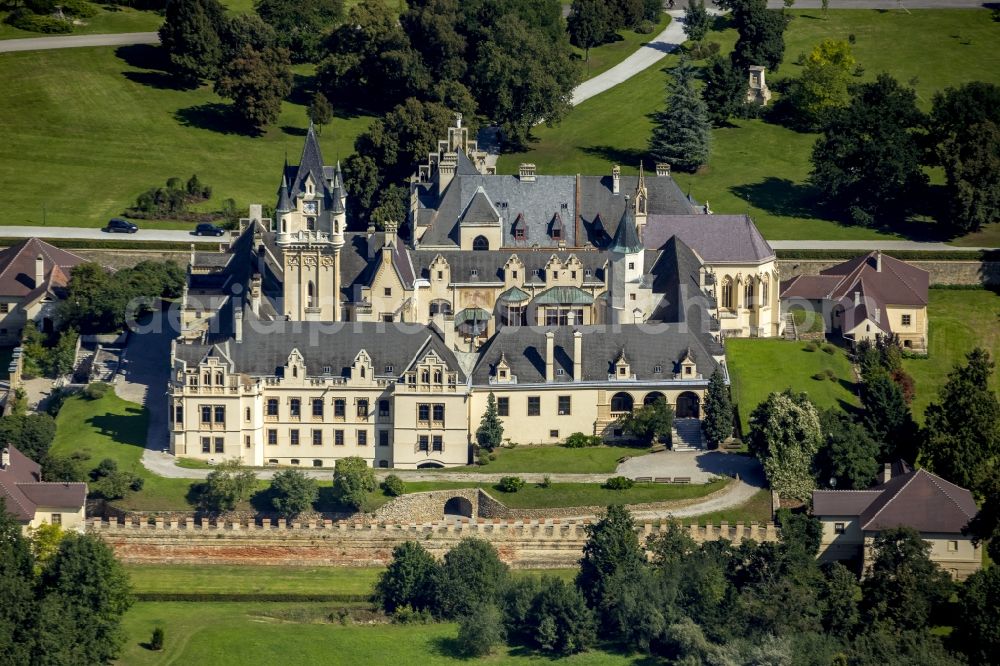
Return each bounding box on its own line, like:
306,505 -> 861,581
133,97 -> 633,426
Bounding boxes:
0,32 -> 158,53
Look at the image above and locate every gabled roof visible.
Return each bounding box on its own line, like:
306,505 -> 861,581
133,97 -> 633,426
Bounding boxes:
0,238 -> 85,298
0,446 -> 86,522
813,468 -> 977,535
781,252 -> 928,307
641,215 -> 774,263
459,187 -> 501,226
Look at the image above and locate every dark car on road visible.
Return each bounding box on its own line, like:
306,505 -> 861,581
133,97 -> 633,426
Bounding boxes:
193,223 -> 225,237
104,218 -> 138,233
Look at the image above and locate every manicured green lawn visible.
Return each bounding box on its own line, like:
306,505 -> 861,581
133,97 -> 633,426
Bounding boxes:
124,564 -> 578,597
687,488 -> 773,526
400,478 -> 729,510
572,14 -> 671,79
0,6 -> 162,39
902,288 -> 1000,422
0,46 -> 372,229
500,9 -> 1000,244
119,602 -> 638,665
725,339 -> 859,434
437,444 -> 647,474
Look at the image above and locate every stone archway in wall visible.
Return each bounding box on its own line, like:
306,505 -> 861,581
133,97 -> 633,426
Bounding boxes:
676,391 -> 700,419
644,391 -> 666,406
444,496 -> 473,518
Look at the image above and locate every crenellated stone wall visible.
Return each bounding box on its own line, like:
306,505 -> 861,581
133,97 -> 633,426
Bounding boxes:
88,516 -> 778,569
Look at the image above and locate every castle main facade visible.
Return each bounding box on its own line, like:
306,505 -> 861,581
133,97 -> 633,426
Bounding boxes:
169,119 -> 780,468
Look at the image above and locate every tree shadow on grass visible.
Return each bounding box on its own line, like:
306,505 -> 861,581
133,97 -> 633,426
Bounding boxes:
427,636 -> 474,660
175,103 -> 260,136
287,72 -> 315,107
730,178 -> 823,220
281,125 -> 308,137
581,145 -> 647,167
115,43 -> 168,72
86,408 -> 147,451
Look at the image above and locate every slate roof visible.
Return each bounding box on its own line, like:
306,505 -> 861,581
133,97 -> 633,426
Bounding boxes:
645,236 -> 712,325
408,250 -> 607,285
813,468 -> 977,534
641,215 -> 774,263
0,238 -> 85,299
459,187 -> 501,226
578,174 -> 698,247
176,318 -> 467,382
0,446 -> 86,522
471,324 -> 722,384
609,206 -> 642,254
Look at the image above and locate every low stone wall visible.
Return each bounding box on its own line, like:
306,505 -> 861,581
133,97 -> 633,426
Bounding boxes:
778,259 -> 1000,287
88,516 -> 778,568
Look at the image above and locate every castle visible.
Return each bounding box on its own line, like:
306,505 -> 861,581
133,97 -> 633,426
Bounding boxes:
169,118 -> 780,469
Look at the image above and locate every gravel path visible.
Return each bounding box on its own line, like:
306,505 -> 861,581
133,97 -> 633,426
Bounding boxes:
0,32 -> 158,53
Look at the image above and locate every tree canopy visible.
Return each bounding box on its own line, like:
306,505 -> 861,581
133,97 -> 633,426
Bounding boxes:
158,0 -> 226,85
701,368 -> 733,448
649,57 -> 711,172
747,390 -> 822,499
254,0 -> 343,62
332,456 -> 377,511
476,393 -> 504,451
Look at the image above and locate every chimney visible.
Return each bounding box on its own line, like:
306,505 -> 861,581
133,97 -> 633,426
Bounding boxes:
384,220 -> 397,248
655,163 -> 671,177
545,330 -> 554,382
881,462 -> 892,484
573,330 -> 582,382
34,254 -> 44,288
432,312 -> 456,351
612,165 -> 621,194
249,274 -> 262,316
249,204 -> 263,224
0,447 -> 8,469
854,291 -> 861,307
875,251 -> 882,272
518,163 -> 536,183
257,245 -> 266,275
234,306 -> 244,343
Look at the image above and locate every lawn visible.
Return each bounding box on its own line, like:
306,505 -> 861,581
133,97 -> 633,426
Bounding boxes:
572,13 -> 672,79
437,444 -> 647,474
0,46 -> 373,230
902,288 -> 1000,422
399,478 -> 729,510
686,488 -> 773,526
0,6 -> 162,39
124,564 -> 578,597
499,9 -> 1000,244
725,339 -> 859,434
118,602 -> 639,665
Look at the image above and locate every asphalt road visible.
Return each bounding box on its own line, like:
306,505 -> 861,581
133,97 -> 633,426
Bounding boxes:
0,32 -> 158,53
0,225 -> 223,243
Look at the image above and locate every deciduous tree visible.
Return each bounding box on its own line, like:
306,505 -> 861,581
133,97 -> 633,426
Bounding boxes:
375,541 -> 440,614
254,0 -> 343,62
525,577 -> 595,655
0,500 -> 37,665
0,412 -> 56,461
269,469 -> 318,518
860,371 -> 918,462
214,43 -> 293,132
730,0 -> 788,72
198,459 -> 257,512
814,409 -> 880,489
649,57 -> 711,172
332,456 -> 376,511
158,0 -> 225,85
953,564 -> 1000,666
567,0 -> 613,61
576,505 -> 646,619
617,397 -> 674,446
434,538 -> 509,619
791,38 -> 855,128
307,92 -> 333,133
747,390 -> 822,500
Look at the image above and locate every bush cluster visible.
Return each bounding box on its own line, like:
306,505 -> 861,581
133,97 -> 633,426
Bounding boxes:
381,474 -> 405,497
4,8 -> 72,33
562,432 -> 603,448
603,476 -> 634,490
498,476 -> 525,493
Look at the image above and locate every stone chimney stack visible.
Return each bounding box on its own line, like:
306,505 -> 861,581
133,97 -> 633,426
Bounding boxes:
249,274 -> 262,316
875,251 -> 882,272
573,330 -> 582,382
612,165 -> 621,194
519,163 -> 536,183
854,291 -> 861,307
655,163 -> 671,177
234,306 -> 244,343
0,447 -> 8,469
881,462 -> 892,484
545,330 -> 555,382
34,254 -> 44,288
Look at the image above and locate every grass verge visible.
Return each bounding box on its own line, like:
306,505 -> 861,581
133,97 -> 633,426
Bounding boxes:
572,13 -> 672,79
437,444 -> 648,474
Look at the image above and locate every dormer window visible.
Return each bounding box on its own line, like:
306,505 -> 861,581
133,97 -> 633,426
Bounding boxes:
499,369 -> 507,378
515,227 -> 526,240
323,365 -> 332,374
385,365 -> 393,373
585,269 -> 592,277
653,365 -> 662,373
470,269 -> 479,277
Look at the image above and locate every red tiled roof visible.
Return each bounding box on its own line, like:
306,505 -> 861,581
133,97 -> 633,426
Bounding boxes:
0,445 -> 86,522
0,238 -> 85,298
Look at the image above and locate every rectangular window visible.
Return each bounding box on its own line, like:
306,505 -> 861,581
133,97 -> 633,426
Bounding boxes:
527,396 -> 540,416
312,399 -> 324,417
201,406 -> 212,423
497,397 -> 509,417
384,287 -> 392,297
432,435 -> 443,452
379,400 -> 390,417
214,406 -> 225,423
558,396 -> 571,415
266,399 -> 278,416
834,522 -> 845,535
550,430 -> 559,438
901,314 -> 912,326
379,430 -> 389,446
50,513 -> 61,526
0,303 -> 8,314
418,435 -> 429,452
290,429 -> 300,446
267,429 -> 277,445
432,404 -> 445,422
334,399 -> 345,418
312,430 -> 323,446
357,399 -> 369,418
201,437 -> 210,453
358,430 -> 368,446
245,435 -> 251,449
418,404 -> 430,422
214,437 -> 224,453
290,398 -> 301,418
174,404 -> 183,424
947,540 -> 958,552
334,429 -> 345,445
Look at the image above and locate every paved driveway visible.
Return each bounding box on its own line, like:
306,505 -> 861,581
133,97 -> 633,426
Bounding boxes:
0,32 -> 158,53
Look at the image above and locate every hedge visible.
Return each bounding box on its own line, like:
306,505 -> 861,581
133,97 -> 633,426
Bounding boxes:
776,249 -> 999,262
135,592 -> 372,602
0,238 -> 218,252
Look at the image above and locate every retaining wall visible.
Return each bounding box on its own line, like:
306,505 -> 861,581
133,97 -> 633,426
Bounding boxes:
778,259 -> 1000,286
88,517 -> 778,568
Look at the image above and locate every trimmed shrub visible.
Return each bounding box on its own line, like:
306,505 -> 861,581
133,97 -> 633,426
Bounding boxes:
476,449 -> 490,466
498,476 -> 525,493
82,382 -> 111,400
382,474 -> 405,497
129,476 -> 145,491
60,0 -> 98,17
150,627 -> 164,651
822,344 -> 837,355
563,432 -> 603,448
604,476 -> 634,490
811,372 -> 827,381
4,8 -> 72,33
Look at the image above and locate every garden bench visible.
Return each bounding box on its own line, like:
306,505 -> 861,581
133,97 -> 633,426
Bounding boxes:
671,477 -> 691,484
654,477 -> 671,483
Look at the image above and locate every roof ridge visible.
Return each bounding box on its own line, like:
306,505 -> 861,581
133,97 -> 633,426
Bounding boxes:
882,257 -> 924,303
921,469 -> 976,519
862,471 -> 919,530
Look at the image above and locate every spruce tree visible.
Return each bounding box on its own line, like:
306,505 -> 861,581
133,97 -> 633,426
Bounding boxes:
701,368 -> 733,449
476,392 -> 504,451
648,57 -> 711,172
861,371 -> 918,463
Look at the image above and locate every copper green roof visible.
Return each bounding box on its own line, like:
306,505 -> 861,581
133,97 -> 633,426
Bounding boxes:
532,286 -> 594,306
455,307 -> 491,324
498,286 -> 530,303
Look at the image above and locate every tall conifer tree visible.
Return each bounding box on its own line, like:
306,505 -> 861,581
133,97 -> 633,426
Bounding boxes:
649,57 -> 711,172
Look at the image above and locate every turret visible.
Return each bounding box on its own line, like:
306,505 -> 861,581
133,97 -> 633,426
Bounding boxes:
331,183 -> 346,248
608,197 -> 644,324
276,174 -> 293,235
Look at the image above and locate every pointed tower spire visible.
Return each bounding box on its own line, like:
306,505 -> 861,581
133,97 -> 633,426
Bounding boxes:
276,174 -> 292,213
637,160 -> 646,189
609,196 -> 642,254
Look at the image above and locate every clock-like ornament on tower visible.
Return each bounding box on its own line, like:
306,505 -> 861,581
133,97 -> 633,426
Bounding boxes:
303,201 -> 318,215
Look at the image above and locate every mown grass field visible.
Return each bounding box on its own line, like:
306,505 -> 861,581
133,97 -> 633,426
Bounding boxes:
0,6 -> 163,39
572,13 -> 671,79
499,9 -> 1000,244
0,46 -> 372,230
725,339 -> 859,434
439,444 -> 647,474
119,601 -> 640,666
902,288 -> 1000,421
